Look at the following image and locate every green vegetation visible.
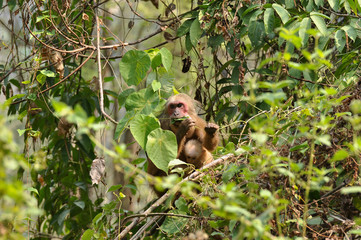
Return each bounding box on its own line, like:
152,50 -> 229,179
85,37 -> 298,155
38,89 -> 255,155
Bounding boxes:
1,0 -> 361,239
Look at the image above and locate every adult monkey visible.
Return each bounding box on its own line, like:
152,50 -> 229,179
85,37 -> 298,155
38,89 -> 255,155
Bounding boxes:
147,93 -> 219,176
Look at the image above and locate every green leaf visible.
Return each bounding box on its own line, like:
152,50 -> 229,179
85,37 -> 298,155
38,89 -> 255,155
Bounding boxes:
40,69 -> 56,77
350,100 -> 361,114
185,34 -> 193,52
331,149 -> 349,162
264,8 -> 275,35
52,100 -> 72,116
341,186 -> 361,194
310,12 -> 328,36
222,163 -> 239,182
130,114 -> 160,149
151,80 -> 161,91
175,197 -> 189,212
92,213 -> 103,225
118,88 -> 135,107
345,0 -> 354,14
160,48 -> 172,72
114,112 -> 133,141
104,76 -> 115,82
316,135 -> 331,146
190,18 -> 202,47
57,209 -> 70,225
119,50 -> 151,86
74,201 -> 85,210
8,0 -> 16,11
27,187 -> 39,195
314,0 -> 324,7
146,129 -> 177,173
27,93 -> 37,101
125,88 -> 160,114
335,29 -> 345,52
290,142 -> 309,152
160,210 -> 188,234
147,48 -> 161,69
81,229 -> 95,240
248,21 -> 265,47
168,159 -> 187,169
272,4 -> 290,24
36,73 -> 47,85
250,133 -> 268,145
299,17 -> 311,47
107,184 -> 123,192
342,25 -> 357,41
22,80 -> 31,84
147,68 -> 175,92
328,0 -> 340,11
177,19 -> 193,37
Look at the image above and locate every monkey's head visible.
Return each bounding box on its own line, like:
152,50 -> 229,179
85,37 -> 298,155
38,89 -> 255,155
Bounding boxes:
184,139 -> 203,162
166,93 -> 196,120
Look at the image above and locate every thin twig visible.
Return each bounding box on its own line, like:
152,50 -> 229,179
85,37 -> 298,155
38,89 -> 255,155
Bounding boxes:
23,7 -> 93,54
238,110 -> 268,145
0,54 -> 33,83
130,216 -> 161,240
122,212 -> 207,223
287,74 -> 336,87
125,0 -> 164,26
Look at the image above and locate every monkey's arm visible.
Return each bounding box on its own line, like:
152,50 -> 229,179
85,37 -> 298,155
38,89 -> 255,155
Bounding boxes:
173,118 -> 196,157
203,123 -> 219,152
173,118 -> 195,143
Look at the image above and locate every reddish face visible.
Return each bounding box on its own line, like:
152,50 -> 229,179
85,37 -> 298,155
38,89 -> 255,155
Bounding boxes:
167,101 -> 188,118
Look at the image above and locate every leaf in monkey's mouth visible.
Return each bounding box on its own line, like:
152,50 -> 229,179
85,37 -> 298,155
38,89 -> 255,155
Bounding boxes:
171,116 -> 189,125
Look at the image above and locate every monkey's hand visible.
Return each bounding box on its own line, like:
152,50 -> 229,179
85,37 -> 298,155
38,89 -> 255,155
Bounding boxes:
176,118 -> 196,139
205,123 -> 219,136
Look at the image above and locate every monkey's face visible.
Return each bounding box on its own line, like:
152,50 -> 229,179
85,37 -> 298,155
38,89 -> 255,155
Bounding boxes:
167,101 -> 188,119
184,140 -> 203,161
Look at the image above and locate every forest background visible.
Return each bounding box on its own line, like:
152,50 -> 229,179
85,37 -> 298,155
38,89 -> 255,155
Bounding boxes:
1,0 -> 361,239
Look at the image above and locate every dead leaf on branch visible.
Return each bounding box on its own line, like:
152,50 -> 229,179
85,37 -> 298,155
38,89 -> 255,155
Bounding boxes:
90,157 -> 106,185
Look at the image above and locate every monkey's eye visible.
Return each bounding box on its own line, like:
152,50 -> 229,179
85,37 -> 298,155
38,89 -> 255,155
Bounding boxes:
169,104 -> 176,109
177,103 -> 183,108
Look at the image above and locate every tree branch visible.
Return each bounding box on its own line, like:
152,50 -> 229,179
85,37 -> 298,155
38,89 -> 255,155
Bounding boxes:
114,153 -> 235,239
95,3 -> 118,125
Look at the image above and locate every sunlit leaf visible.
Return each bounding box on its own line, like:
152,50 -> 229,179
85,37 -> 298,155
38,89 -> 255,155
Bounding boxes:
342,186 -> 361,194
190,18 -> 202,47
130,114 -> 160,149
119,50 -> 151,86
81,229 -> 95,240
310,12 -> 328,35
177,19 -> 193,37
146,129 -> 177,173
272,4 -> 290,24
160,48 -> 172,72
264,8 -> 275,35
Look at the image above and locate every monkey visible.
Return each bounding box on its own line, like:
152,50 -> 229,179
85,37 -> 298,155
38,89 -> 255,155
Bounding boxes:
184,139 -> 213,169
147,93 -> 219,176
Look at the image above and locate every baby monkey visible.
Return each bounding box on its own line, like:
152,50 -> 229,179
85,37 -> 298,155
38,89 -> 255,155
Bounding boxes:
184,139 -> 213,169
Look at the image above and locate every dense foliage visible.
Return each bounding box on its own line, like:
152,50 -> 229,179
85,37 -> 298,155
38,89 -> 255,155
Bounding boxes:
1,0 -> 361,239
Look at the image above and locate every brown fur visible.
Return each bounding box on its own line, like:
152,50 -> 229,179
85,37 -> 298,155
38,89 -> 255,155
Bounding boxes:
184,139 -> 213,168
147,93 -> 219,176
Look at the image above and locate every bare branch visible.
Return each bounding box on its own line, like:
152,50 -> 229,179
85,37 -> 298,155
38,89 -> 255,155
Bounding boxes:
95,4 -> 118,125
125,0 -> 164,26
